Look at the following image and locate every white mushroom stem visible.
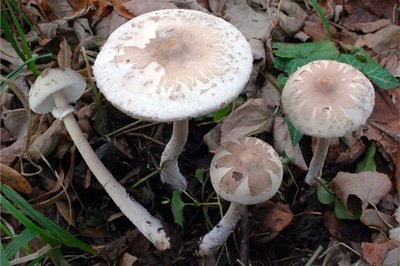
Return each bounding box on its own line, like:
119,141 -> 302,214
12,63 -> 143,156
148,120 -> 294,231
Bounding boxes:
52,91 -> 171,250
304,138 -> 331,185
198,202 -> 247,256
160,119 -> 189,190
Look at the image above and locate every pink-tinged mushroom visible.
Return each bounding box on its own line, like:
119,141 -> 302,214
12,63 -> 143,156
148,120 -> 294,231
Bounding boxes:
92,9 -> 253,191
281,60 -> 375,185
198,137 -> 283,256
29,68 -> 171,250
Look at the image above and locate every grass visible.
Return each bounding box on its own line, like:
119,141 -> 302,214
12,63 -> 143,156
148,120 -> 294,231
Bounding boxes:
0,184 -> 94,265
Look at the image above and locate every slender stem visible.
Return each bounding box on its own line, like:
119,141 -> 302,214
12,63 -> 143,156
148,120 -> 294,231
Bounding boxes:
52,91 -> 171,250
305,138 -> 331,185
198,202 -> 246,256
160,119 -> 189,190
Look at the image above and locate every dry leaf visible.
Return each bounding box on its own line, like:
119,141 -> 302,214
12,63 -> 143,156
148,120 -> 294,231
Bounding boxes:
356,24 -> 400,77
252,201 -> 293,242
360,209 -> 397,231
273,116 -> 308,170
220,98 -> 272,144
383,247 -> 400,266
0,38 -> 24,69
331,171 -> 392,212
121,0 -> 176,17
57,38 -> 72,68
352,19 -> 391,33
223,0 -> 278,41
56,200 -> 76,227
2,109 -> 29,139
94,10 -> 128,40
27,119 -> 63,161
361,242 -> 394,266
120,252 -> 138,266
0,163 -> 32,194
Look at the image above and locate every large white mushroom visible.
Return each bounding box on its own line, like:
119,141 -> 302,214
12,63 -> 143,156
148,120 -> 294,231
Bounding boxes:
281,60 -> 375,185
93,9 -> 253,191
29,68 -> 171,250
198,137 -> 283,256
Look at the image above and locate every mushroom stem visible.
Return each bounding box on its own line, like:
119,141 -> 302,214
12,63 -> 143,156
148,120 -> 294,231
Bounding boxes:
160,119 -> 188,190
52,91 -> 171,250
198,202 -> 246,256
304,138 -> 331,185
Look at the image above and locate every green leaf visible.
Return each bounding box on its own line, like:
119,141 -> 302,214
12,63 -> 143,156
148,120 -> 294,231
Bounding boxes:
338,53 -> 400,89
283,117 -> 303,146
213,104 -> 232,123
317,180 -> 335,205
272,41 -> 339,59
334,198 -> 360,220
194,168 -> 205,184
355,142 -> 376,173
171,190 -> 185,227
276,73 -> 288,88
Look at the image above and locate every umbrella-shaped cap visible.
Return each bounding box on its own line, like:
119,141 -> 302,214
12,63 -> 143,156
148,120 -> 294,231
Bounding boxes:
93,9 -> 253,122
282,60 -> 375,138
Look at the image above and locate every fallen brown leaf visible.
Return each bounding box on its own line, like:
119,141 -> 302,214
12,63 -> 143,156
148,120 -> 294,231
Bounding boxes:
361,241 -> 395,266
0,163 -> 32,194
273,116 -> 308,171
252,201 -> 293,242
330,171 -> 392,212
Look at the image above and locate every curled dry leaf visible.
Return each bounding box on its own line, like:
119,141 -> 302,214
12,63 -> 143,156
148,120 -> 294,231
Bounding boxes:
330,171 -> 392,212
94,10 -> 128,40
273,116 -> 308,171
0,163 -> 32,194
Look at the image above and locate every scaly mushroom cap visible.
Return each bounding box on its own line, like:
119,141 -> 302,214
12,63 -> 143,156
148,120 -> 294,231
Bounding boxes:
93,9 -> 253,122
210,137 -> 283,205
282,60 -> 375,138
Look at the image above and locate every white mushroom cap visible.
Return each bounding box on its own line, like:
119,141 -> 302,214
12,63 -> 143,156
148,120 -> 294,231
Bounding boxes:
29,68 -> 86,115
210,137 -> 283,205
93,9 -> 253,122
282,60 -> 375,138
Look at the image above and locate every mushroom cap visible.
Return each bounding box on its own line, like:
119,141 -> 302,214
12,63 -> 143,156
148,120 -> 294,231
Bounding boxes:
210,137 -> 283,205
93,9 -> 253,122
29,68 -> 86,114
281,60 -> 375,138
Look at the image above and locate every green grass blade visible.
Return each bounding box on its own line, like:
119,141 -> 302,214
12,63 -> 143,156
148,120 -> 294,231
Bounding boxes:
1,185 -> 94,253
0,241 -> 9,266
4,0 -> 39,76
0,11 -> 26,61
0,53 -> 53,93
4,228 -> 38,259
308,0 -> 332,38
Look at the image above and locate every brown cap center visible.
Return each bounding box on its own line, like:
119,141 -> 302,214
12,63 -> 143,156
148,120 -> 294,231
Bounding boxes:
164,38 -> 177,48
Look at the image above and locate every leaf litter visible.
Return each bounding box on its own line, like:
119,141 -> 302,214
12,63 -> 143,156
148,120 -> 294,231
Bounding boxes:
1,0 -> 399,265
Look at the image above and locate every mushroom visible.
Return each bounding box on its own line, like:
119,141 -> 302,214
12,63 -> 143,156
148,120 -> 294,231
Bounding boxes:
198,137 -> 283,256
281,60 -> 375,185
29,68 -> 171,250
92,9 -> 253,191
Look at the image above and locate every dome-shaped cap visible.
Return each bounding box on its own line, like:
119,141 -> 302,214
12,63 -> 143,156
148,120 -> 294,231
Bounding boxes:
93,9 -> 253,122
29,68 -> 86,114
210,137 -> 283,205
282,60 -> 375,138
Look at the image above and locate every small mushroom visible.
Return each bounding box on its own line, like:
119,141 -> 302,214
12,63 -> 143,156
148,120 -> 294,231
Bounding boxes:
29,68 -> 171,250
281,60 -> 375,185
198,137 -> 283,256
93,9 -> 253,191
